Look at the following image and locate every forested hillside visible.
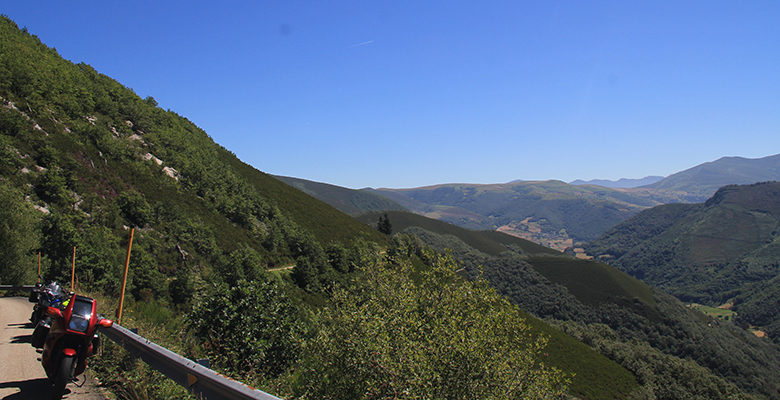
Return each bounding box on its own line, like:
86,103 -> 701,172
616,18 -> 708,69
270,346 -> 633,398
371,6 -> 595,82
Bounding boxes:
360,211 -> 780,399
0,14 -> 384,293
585,181 -> 780,344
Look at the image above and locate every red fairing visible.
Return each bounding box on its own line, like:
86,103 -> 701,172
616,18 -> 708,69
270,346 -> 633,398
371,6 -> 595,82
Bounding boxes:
63,295 -> 98,336
40,293 -> 109,399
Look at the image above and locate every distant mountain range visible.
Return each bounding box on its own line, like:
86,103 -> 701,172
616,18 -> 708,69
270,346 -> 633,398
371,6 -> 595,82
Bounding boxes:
572,154 -> 780,195
570,176 -> 664,188
277,154 -> 780,246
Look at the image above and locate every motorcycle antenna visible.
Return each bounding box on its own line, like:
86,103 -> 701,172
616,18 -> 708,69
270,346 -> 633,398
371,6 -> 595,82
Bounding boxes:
37,252 -> 41,283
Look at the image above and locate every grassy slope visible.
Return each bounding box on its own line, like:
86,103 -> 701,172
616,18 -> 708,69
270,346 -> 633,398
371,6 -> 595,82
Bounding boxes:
273,175 -> 407,216
523,310 -> 639,400
527,257 -> 662,322
217,149 -> 388,246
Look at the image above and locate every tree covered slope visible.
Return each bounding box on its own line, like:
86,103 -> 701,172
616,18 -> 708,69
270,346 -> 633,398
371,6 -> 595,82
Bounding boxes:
585,181 -> 780,342
365,210 -> 780,399
0,14 -> 386,289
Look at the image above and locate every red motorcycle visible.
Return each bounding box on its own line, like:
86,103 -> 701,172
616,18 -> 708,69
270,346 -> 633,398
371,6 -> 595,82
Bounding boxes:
41,293 -> 113,400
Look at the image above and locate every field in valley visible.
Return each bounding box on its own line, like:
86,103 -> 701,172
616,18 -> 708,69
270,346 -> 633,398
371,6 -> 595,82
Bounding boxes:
497,218 -> 574,252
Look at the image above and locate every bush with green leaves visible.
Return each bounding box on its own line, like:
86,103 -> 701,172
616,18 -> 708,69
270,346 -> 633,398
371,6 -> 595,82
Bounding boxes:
187,278 -> 305,385
117,191 -> 154,228
295,244 -> 570,399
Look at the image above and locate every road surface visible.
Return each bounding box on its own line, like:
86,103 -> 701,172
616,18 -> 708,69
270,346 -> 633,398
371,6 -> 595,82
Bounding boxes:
0,296 -> 108,400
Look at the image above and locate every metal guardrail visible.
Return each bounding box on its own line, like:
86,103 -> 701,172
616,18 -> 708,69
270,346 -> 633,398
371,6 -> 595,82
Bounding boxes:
0,285 -> 35,292
102,323 -> 282,400
1,285 -> 277,399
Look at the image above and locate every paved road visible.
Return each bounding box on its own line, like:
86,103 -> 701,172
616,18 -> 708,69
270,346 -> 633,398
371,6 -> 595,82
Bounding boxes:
0,297 -> 108,400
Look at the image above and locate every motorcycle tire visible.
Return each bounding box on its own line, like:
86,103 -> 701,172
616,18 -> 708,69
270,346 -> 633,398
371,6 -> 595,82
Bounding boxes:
51,355 -> 75,400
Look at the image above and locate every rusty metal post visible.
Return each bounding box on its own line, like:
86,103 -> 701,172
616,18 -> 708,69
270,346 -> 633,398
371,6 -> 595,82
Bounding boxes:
117,228 -> 135,325
71,246 -> 76,292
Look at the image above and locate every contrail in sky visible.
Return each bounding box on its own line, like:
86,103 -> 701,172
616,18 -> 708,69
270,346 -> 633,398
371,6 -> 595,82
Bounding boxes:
349,40 -> 374,48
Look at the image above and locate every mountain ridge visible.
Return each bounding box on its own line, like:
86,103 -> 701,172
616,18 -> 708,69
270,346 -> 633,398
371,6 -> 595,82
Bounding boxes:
272,175 -> 407,216
640,154 -> 780,200
279,153 -> 780,250
570,176 -> 665,188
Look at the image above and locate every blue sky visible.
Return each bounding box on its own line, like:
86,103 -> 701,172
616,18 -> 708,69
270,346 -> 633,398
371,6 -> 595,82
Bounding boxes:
5,1 -> 779,188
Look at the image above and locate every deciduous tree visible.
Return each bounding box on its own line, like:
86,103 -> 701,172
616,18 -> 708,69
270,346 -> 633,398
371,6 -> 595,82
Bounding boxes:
296,245 -> 569,399
0,182 -> 40,284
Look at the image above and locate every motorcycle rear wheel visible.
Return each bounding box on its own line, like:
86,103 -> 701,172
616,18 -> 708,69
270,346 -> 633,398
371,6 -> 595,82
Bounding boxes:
52,355 -> 75,400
